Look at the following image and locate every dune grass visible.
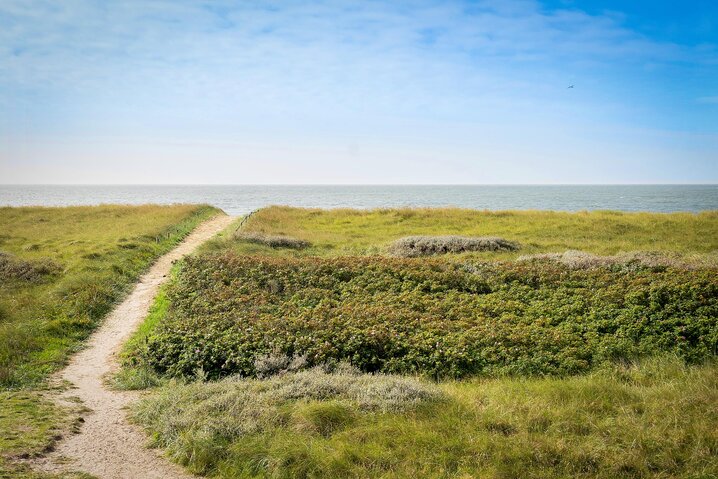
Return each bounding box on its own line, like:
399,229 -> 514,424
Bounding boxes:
123,206 -> 717,478
0,204 -> 220,477
134,356 -> 718,478
204,206 -> 718,259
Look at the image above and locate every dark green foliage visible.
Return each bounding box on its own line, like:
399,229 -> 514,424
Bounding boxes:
142,253 -> 718,379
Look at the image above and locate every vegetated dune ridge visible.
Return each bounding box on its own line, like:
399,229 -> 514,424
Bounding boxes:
35,214 -> 234,479
124,206 -> 718,478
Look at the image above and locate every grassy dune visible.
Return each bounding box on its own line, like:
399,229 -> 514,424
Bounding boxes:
124,206 -> 718,478
0,204 -> 219,477
135,357 -> 717,478
205,206 -> 718,258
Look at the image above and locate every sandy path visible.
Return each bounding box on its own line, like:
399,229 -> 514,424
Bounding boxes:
37,214 -> 234,479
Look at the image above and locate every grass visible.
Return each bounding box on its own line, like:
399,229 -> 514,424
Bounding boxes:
203,206 -> 718,259
133,356 -> 718,478
117,206 -> 718,478
0,204 -> 220,477
0,204 -> 219,388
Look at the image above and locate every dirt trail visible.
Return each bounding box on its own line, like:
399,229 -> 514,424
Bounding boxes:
37,214 -> 234,479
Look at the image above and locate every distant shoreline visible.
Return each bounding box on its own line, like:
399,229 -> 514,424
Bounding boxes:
1,184 -> 717,215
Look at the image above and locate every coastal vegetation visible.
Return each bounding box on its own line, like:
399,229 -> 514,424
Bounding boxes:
135,356 -> 718,478
0,204 -> 219,477
122,206 -> 718,478
141,254 -> 717,379
205,206 -> 718,259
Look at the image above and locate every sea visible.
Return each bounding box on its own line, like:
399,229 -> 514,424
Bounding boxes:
0,185 -> 716,216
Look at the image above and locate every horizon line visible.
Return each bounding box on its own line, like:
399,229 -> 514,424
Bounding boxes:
1,183 -> 717,187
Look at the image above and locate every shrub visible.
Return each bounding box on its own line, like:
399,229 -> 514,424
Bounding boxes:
388,235 -> 519,257
0,251 -> 61,281
516,250 -> 711,270
233,232 -> 309,249
141,253 -> 718,379
254,351 -> 309,378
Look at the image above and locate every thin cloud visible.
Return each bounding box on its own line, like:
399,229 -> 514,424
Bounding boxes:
0,0 -> 716,183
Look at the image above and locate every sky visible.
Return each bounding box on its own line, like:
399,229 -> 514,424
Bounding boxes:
0,0 -> 716,184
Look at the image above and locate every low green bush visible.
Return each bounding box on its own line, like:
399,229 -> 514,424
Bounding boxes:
141,253 -> 718,379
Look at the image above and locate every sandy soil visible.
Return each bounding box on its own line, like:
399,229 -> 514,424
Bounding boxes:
36,214 -> 234,479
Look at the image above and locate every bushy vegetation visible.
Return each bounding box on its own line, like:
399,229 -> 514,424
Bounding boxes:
518,250 -> 717,270
0,252 -> 62,282
233,231 -> 309,249
121,206 -> 718,478
0,204 -> 220,477
133,356 -> 718,478
387,235 -> 519,257
139,253 -> 718,379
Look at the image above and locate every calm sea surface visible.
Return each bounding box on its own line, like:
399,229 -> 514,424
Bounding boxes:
0,185 -> 716,216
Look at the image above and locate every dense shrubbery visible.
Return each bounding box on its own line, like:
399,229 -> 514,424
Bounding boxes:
388,235 -> 519,257
142,253 -> 718,379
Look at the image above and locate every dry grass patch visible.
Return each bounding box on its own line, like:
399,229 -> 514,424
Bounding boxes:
388,235 -> 520,257
0,252 -> 61,282
233,231 -> 309,249
133,357 -> 718,478
517,250 -> 718,270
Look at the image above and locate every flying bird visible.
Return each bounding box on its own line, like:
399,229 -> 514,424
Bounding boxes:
568,85 -> 574,89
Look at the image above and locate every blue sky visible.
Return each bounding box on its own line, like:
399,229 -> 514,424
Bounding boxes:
0,0 -> 716,184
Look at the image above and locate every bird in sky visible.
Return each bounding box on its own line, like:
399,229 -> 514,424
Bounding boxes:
568,85 -> 574,89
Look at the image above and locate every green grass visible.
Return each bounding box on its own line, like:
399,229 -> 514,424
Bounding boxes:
0,204 -> 220,477
205,206 -> 718,259
0,204 -> 219,388
110,285 -> 171,391
123,206 -> 718,478
134,356 -> 718,478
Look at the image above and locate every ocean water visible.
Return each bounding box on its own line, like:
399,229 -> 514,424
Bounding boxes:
0,185 -> 716,216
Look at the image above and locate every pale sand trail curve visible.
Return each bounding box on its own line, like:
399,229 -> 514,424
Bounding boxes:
37,214 -> 235,479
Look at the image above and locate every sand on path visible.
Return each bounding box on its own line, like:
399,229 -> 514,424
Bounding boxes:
37,214 -> 234,479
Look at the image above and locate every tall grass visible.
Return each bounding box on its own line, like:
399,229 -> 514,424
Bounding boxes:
207,206 -> 718,259
133,356 -> 718,478
0,204 -> 220,477
126,206 -> 718,478
0,204 -> 219,388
